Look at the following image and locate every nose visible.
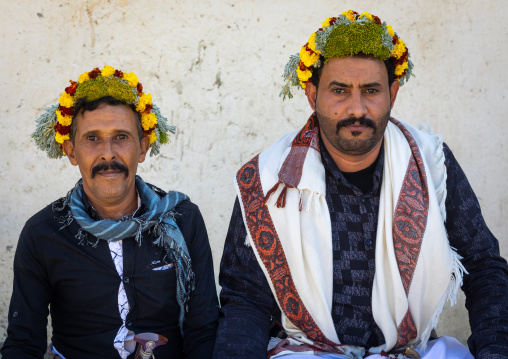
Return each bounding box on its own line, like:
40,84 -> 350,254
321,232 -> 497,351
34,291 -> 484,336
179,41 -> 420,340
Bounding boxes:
100,137 -> 117,162
347,90 -> 367,119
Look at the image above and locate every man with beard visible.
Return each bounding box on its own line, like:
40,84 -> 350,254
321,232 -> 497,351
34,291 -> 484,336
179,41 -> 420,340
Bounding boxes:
1,66 -> 218,359
213,11 -> 508,359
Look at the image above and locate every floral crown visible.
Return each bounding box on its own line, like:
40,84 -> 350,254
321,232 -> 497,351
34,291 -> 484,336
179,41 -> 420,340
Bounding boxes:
32,65 -> 176,158
280,10 -> 414,99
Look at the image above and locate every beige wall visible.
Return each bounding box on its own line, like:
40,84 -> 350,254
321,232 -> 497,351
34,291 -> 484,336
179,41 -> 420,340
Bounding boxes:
1,0 -> 507,350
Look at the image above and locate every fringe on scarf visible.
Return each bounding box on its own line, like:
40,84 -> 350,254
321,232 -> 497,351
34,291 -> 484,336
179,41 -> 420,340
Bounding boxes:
416,248 -> 467,351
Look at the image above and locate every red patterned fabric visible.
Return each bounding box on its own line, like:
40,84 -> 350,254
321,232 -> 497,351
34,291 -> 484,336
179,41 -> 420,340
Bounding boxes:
390,118 -> 430,348
237,155 -> 341,351
264,114 -> 320,207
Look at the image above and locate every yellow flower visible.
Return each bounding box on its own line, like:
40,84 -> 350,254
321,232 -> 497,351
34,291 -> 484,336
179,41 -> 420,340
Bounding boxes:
300,46 -> 320,67
123,72 -> 139,87
360,12 -> 373,21
148,131 -> 157,144
101,65 -> 115,77
322,17 -> 334,28
296,66 -> 313,83
56,110 -> 72,126
78,72 -> 90,83
307,33 -> 321,54
391,38 -> 406,59
136,93 -> 153,112
55,132 -> 70,144
342,10 -> 356,21
141,112 -> 157,131
395,62 -> 409,77
59,92 -> 74,108
299,80 -> 307,89
386,25 -> 395,37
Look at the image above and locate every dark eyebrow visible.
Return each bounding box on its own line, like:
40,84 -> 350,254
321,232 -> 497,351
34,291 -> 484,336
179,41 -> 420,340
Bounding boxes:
81,129 -> 135,138
328,81 -> 382,88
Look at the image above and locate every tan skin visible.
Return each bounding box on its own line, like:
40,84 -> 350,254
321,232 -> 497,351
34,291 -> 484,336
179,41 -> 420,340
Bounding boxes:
62,104 -> 150,220
305,57 -> 400,173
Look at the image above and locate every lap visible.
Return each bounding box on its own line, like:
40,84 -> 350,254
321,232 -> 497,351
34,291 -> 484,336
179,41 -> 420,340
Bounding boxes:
274,336 -> 473,359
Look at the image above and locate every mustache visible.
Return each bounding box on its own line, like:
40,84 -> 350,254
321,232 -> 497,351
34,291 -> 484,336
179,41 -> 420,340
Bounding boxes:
91,161 -> 129,178
336,116 -> 377,133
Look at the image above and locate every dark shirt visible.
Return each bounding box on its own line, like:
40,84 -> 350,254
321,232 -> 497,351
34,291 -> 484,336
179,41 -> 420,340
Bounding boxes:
213,140 -> 508,359
1,185 -> 219,359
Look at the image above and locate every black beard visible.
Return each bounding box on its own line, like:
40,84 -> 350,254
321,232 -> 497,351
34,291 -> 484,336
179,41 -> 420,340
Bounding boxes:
316,111 -> 390,156
91,161 -> 129,178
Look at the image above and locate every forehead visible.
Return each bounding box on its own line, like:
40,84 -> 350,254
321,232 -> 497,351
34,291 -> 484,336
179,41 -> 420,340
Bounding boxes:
75,104 -> 138,133
321,56 -> 388,85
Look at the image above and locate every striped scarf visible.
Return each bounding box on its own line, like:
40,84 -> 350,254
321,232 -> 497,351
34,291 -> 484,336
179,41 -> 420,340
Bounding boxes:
61,176 -> 194,334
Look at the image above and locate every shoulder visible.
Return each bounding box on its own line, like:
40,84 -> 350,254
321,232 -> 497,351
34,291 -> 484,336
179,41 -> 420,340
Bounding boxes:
24,196 -> 69,230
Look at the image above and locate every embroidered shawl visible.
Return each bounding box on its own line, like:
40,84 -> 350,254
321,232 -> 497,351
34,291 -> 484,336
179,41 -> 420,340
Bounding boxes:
234,114 -> 464,358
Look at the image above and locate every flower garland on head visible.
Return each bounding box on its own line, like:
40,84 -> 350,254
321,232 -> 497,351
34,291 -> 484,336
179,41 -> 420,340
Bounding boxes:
33,65 -> 176,158
281,10 -> 414,99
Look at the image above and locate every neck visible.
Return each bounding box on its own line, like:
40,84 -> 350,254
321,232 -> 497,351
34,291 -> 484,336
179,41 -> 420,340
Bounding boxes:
85,188 -> 138,220
322,136 -> 382,173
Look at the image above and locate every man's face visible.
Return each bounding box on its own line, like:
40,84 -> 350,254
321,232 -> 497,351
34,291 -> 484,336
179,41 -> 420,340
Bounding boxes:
63,104 -> 150,208
305,57 -> 399,157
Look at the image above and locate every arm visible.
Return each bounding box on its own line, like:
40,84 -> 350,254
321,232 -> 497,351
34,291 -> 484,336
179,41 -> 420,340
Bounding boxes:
1,220 -> 52,359
179,201 -> 219,359
443,144 -> 508,358
213,198 -> 278,359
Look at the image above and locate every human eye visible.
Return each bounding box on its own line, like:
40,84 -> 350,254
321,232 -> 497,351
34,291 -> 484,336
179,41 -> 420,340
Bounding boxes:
116,134 -> 127,140
332,88 -> 346,94
364,88 -> 379,94
87,135 -> 97,141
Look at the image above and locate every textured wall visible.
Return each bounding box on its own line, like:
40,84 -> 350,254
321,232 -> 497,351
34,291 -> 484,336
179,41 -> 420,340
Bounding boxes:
1,0 -> 507,350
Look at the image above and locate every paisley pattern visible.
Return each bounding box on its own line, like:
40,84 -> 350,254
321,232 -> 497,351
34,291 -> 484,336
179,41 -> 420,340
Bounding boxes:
390,118 -> 429,348
237,155 -> 341,350
290,113 -> 320,151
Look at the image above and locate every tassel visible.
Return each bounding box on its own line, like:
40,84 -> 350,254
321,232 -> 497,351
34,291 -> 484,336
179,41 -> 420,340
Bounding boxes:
275,186 -> 288,208
263,181 -> 282,206
298,190 -> 303,212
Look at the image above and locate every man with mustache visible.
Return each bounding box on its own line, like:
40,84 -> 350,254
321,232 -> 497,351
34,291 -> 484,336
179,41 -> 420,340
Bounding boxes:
214,11 -> 508,359
1,66 -> 218,359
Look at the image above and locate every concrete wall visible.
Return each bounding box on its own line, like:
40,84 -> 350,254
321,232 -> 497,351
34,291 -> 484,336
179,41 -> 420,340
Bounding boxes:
1,0 -> 507,350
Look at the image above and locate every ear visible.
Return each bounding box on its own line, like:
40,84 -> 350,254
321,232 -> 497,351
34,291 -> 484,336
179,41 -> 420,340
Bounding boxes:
305,81 -> 317,112
138,135 -> 151,163
62,140 -> 78,166
389,80 -> 400,109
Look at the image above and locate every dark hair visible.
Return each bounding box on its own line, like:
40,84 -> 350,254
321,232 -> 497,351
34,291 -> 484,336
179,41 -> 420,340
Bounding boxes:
70,96 -> 143,143
310,54 -> 396,89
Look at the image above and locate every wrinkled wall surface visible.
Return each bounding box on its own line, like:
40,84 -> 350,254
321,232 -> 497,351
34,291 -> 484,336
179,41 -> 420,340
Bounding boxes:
1,0 -> 507,350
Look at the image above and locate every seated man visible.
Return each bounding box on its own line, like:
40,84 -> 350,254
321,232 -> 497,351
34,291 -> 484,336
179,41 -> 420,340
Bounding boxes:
214,11 -> 508,359
1,66 -> 218,359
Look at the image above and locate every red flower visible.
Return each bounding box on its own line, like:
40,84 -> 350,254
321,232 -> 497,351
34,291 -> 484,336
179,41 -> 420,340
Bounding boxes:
142,104 -> 153,115
372,15 -> 382,25
65,80 -> 78,95
58,105 -> 74,116
114,69 -> 124,78
137,82 -> 143,96
89,67 -> 101,79
298,61 -> 308,71
143,126 -> 156,136
54,122 -> 71,135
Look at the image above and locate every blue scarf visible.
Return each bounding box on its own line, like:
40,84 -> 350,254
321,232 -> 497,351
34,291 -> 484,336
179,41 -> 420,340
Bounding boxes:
59,176 -> 194,334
